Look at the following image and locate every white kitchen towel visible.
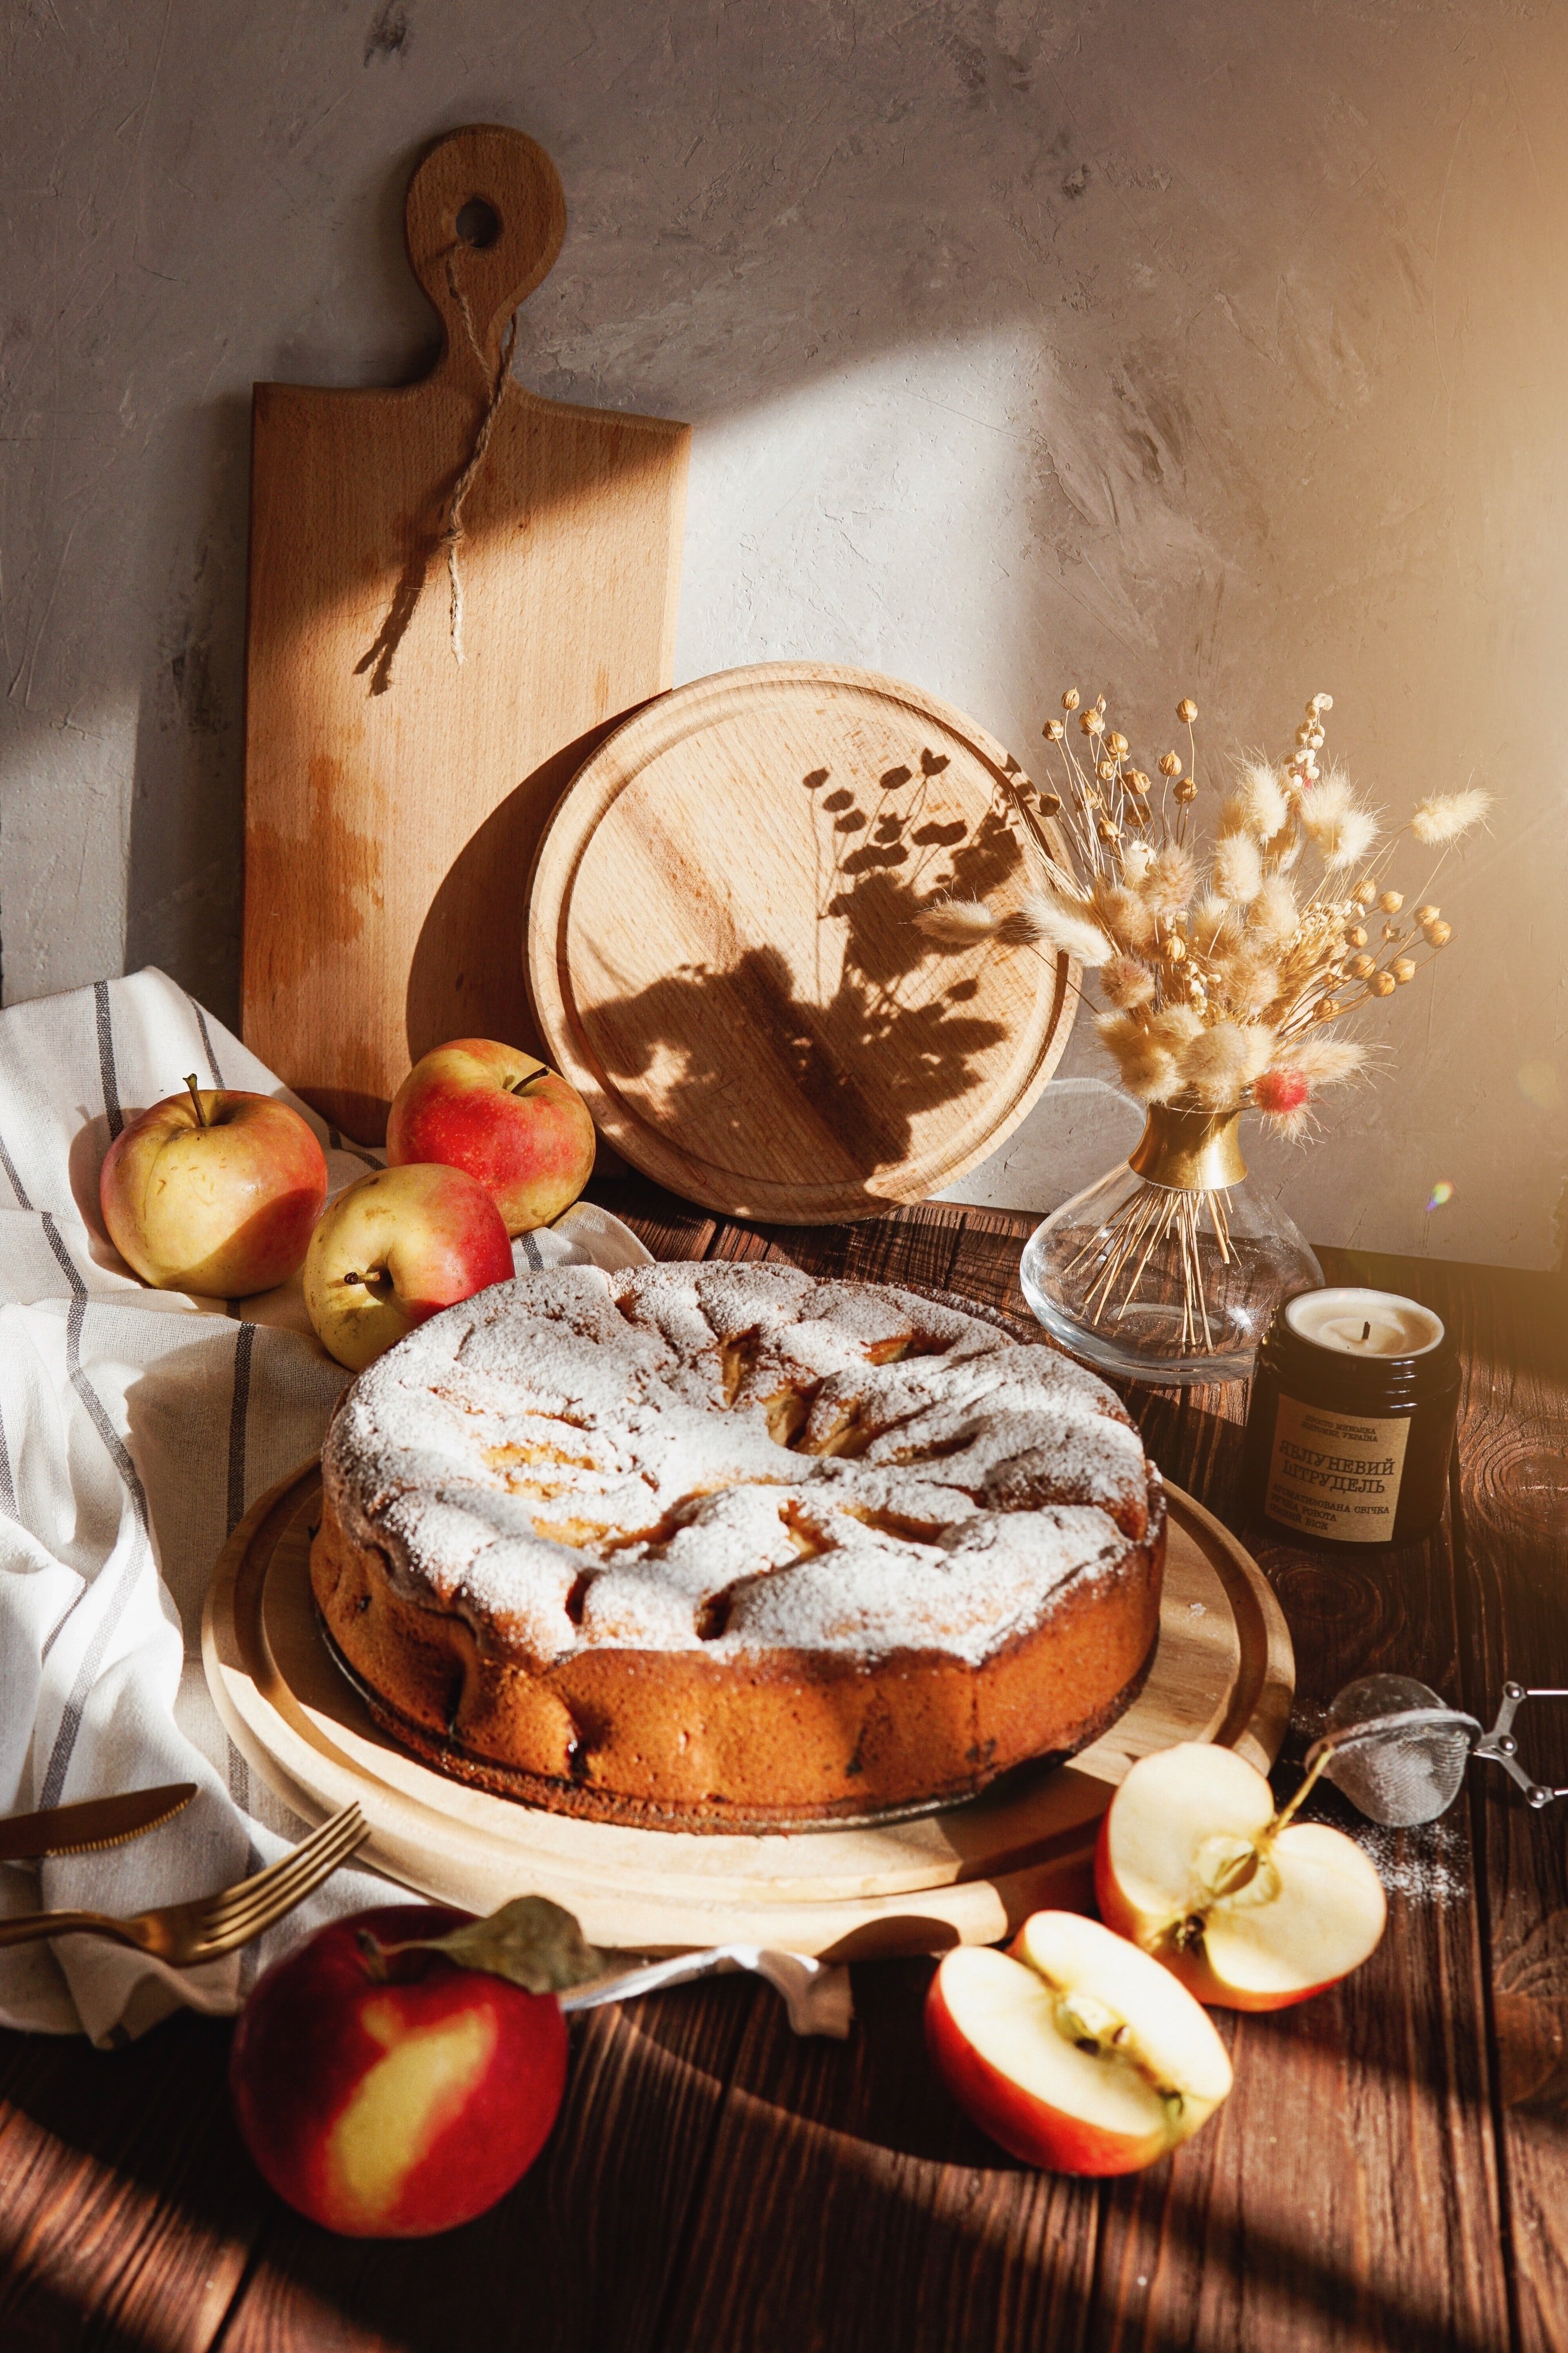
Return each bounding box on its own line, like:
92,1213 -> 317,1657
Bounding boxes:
0,967 -> 648,2045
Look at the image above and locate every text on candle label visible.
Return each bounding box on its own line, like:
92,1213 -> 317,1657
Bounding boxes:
1264,1397 -> 1411,1543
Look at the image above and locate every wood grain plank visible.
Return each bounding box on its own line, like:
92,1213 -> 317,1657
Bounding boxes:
651,1956 -> 1100,2353
1420,1258 -> 1568,2353
0,2015 -> 260,2353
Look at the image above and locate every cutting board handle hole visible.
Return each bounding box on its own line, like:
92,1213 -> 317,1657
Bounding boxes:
455,197 -> 502,250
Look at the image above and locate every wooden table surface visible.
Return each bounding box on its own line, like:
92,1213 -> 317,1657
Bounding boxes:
2,1186 -> 1565,2353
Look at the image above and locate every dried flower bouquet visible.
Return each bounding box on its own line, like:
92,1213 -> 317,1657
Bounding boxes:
917,689 -> 1489,1376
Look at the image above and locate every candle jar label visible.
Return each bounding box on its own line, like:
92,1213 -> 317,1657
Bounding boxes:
1264,1395 -> 1411,1544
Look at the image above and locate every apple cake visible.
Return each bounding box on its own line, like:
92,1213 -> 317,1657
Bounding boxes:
311,1263 -> 1165,1831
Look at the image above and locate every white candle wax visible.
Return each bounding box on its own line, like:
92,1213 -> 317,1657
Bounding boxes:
1284,1286 -> 1445,1359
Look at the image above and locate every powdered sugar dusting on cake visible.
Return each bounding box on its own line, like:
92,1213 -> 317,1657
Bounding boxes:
323,1264 -> 1156,1668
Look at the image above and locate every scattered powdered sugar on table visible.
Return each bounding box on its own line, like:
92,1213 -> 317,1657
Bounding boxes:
323,1264 -> 1158,1667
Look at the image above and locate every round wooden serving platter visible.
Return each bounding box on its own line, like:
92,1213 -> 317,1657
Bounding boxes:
203,1465 -> 1292,1961
526,663 -> 1075,1222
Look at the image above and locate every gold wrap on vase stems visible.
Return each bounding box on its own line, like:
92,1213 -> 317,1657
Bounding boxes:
1127,1102 -> 1248,1192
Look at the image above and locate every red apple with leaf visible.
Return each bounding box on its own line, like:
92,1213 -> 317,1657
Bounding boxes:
229,1896 -> 604,2237
1095,1741 -> 1387,2011
385,1040 -> 596,1235
99,1076 -> 327,1298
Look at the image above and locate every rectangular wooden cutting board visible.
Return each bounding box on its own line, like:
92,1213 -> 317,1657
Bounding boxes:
241,124 -> 689,1143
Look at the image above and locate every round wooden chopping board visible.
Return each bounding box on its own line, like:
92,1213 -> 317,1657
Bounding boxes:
526,663 -> 1074,1221
203,1466 -> 1292,1961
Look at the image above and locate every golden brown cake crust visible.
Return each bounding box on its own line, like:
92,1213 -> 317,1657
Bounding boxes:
311,1266 -> 1165,1831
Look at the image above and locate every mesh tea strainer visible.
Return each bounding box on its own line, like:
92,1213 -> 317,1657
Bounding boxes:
1301,1673 -> 1568,1827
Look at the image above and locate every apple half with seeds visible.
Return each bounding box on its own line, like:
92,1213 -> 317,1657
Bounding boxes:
926,1910 -> 1233,2175
1095,1741 -> 1387,2012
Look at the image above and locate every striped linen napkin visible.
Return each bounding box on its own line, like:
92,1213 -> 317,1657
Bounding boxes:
0,967 -> 645,2045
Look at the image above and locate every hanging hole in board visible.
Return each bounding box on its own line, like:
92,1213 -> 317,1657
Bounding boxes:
455,197 -> 501,249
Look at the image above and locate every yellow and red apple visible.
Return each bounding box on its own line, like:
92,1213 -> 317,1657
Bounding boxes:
1095,1742 -> 1387,2011
303,1163 -> 514,1371
99,1078 -> 327,1298
386,1040 -> 595,1236
229,1904 -> 567,2237
926,1910 -> 1233,2175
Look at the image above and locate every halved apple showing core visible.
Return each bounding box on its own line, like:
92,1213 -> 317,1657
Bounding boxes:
1095,1741 -> 1387,2011
925,1911 -> 1233,2174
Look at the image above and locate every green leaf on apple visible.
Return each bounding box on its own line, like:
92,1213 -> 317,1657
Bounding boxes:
365,1895 -> 605,1995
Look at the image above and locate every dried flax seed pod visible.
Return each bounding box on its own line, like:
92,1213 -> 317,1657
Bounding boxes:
1380,890 -> 1404,914
1393,958 -> 1417,983
1370,971 -> 1397,997
1425,919 -> 1452,946
1174,777 -> 1198,804
1158,751 -> 1181,777
1177,697 -> 1198,723
1063,688 -> 1080,711
1043,718 -> 1065,741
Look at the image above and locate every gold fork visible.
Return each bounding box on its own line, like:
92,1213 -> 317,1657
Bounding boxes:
0,1802 -> 368,1965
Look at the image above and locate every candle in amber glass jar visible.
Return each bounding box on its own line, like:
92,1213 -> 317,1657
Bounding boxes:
1244,1286 -> 1459,1547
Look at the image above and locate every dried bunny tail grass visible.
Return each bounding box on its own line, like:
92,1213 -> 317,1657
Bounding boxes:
1100,954 -> 1156,1010
1181,1020 -> 1275,1108
1212,943 -> 1281,1017
1096,1012 -> 1182,1101
1147,1003 -> 1206,1051
1286,1035 -> 1368,1087
1228,759 -> 1289,839
1121,839 -> 1155,885
1140,843 -> 1196,916
1091,880 -> 1158,954
1016,888 -> 1113,967
1300,766 -> 1353,823
915,898 -> 1000,942
1189,894 -> 1240,955
1306,802 -> 1379,869
1261,1102 -> 1314,1142
1249,874 -> 1299,944
1212,830 -> 1263,903
1295,761 -> 1380,867
1411,786 -> 1493,844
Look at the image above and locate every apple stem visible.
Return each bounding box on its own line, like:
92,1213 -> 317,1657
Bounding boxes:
354,1928 -> 392,1984
505,1063 -> 546,1096
184,1074 -> 208,1129
1268,1745 -> 1333,1838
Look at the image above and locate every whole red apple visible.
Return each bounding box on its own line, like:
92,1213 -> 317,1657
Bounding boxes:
99,1077 -> 327,1298
303,1163 -> 514,1371
386,1039 -> 596,1235
229,1904 -> 567,2237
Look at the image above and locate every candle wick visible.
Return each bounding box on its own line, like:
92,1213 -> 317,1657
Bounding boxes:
1360,1321 -> 1371,1343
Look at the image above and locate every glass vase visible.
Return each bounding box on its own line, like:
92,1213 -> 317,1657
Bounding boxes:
1018,1102 -> 1323,1386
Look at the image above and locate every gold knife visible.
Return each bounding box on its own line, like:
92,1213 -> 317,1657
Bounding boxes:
0,1783 -> 198,1863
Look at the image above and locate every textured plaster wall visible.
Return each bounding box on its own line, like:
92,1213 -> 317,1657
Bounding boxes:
2,0 -> 1565,1264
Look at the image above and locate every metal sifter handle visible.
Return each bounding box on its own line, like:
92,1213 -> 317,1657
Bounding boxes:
1471,1683 -> 1568,1809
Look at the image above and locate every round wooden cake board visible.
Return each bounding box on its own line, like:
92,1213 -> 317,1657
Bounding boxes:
526,662 -> 1076,1223
203,1465 -> 1293,1961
